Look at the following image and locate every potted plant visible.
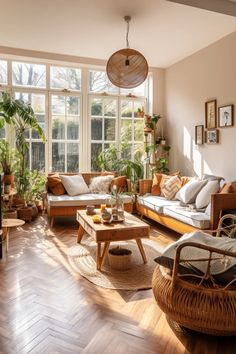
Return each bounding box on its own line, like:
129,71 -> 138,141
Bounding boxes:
137,107 -> 145,118
0,140 -> 19,187
108,246 -> 132,270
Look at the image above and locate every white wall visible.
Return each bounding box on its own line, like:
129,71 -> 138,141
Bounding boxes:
165,31 -> 236,182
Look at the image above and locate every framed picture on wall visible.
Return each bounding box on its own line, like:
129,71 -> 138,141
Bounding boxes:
205,99 -> 217,129
205,129 -> 219,144
195,125 -> 204,145
218,104 -> 234,127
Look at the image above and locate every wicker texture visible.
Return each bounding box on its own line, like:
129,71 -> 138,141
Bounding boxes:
106,48 -> 148,89
152,231 -> 236,336
138,179 -> 153,195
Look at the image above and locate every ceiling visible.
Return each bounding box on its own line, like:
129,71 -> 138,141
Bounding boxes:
0,0 -> 236,68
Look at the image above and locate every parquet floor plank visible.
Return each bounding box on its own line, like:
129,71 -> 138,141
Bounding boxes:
0,214 -> 236,354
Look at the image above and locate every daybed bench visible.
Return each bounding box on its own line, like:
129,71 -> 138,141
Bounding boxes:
136,177 -> 236,234
46,173 -> 133,226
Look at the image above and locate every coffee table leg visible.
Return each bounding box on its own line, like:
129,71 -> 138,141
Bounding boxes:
136,239 -> 147,264
96,242 -> 102,270
100,242 -> 110,269
77,225 -> 85,243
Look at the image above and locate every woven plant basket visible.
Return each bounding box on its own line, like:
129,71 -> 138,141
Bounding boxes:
152,249 -> 236,337
17,207 -> 33,222
108,247 -> 132,270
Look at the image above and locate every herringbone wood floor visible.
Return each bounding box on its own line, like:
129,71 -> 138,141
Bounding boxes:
0,214 -> 235,354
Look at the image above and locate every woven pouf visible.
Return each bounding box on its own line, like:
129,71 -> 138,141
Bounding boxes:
152,265 -> 236,336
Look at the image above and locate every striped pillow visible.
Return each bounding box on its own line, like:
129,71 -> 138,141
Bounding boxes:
161,175 -> 182,200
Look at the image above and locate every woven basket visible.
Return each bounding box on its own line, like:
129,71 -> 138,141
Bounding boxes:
108,247 -> 132,270
17,207 -> 33,222
152,241 -> 236,336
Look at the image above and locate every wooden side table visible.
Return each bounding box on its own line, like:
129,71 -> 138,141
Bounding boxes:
2,219 -> 25,252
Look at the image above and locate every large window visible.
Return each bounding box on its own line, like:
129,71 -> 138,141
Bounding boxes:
0,58 -> 151,173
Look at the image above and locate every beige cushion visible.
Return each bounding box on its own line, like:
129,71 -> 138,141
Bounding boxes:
176,178 -> 207,204
195,180 -> 220,209
89,175 -> 113,193
60,174 -> 90,196
161,175 -> 182,200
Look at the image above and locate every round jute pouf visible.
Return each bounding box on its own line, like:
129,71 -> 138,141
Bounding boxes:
68,235 -> 160,290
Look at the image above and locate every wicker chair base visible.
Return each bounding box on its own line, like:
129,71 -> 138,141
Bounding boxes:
152,265 -> 236,336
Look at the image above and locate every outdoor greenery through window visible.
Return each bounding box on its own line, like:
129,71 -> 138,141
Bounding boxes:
0,58 -> 151,173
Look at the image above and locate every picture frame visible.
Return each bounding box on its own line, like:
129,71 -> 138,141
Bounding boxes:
205,129 -> 219,144
205,99 -> 217,129
218,104 -> 234,127
195,125 -> 204,145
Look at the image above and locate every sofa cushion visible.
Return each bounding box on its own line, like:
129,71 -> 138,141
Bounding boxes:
161,175 -> 182,200
47,175 -> 66,195
154,231 -> 236,284
175,178 -> 207,204
137,195 -> 180,214
195,180 -> 220,209
89,175 -> 114,193
151,173 -> 163,196
202,173 -> 224,182
60,174 -> 90,196
163,205 -> 210,229
47,193 -> 132,207
111,176 -> 127,192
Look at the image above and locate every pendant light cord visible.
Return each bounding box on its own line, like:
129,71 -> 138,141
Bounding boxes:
124,15 -> 131,49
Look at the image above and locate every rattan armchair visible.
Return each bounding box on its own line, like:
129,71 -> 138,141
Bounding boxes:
152,214 -> 236,336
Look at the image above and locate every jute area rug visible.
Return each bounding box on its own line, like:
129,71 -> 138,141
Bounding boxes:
68,235 -> 160,290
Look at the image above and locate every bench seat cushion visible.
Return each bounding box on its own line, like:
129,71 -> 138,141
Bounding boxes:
47,193 -> 132,207
163,205 -> 210,229
137,195 -> 180,214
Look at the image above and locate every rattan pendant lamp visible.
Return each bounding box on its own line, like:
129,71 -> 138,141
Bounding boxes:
106,16 -> 148,89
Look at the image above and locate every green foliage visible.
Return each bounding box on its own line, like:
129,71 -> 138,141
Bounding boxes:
14,168 -> 45,205
0,140 -> 20,174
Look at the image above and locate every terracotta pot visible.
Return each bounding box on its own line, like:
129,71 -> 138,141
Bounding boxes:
3,174 -> 14,187
4,209 -> 18,219
17,207 -> 33,222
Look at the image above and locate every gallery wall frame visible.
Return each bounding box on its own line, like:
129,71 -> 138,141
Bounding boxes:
205,129 -> 219,144
195,125 -> 204,145
218,104 -> 234,127
205,99 -> 217,129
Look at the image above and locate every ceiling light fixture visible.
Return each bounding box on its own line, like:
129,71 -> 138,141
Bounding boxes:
106,16 -> 148,89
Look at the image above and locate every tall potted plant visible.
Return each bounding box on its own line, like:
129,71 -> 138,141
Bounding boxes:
0,92 -> 46,217
0,140 -> 19,187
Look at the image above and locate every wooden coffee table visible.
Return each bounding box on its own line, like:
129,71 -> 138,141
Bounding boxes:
76,210 -> 150,270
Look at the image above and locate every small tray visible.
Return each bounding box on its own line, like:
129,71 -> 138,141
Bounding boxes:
102,216 -> 124,224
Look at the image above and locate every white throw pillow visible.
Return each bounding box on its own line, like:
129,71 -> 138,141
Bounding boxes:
89,175 -> 114,193
176,178 -> 207,204
205,203 -> 211,216
60,174 -> 90,196
195,180 -> 220,209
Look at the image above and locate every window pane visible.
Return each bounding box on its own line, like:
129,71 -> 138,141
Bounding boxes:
52,95 -> 65,115
67,96 -> 79,115
91,98 -> 102,116
104,99 -> 116,117
134,101 -> 145,118
67,117 -> 79,140
121,81 -> 145,97
91,143 -> 102,171
104,119 -> 115,141
52,142 -> 65,172
67,143 -> 79,172
121,144 -> 132,159
121,120 -> 132,141
32,114 -> 45,139
52,116 -> 65,139
91,118 -> 102,140
31,94 -> 45,114
51,66 -> 81,90
89,70 -> 118,94
0,60 -> 7,84
32,142 -> 45,171
12,62 -> 46,88
121,101 -> 132,117
134,120 -> 144,141
0,128 -> 5,139
134,143 -> 144,160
